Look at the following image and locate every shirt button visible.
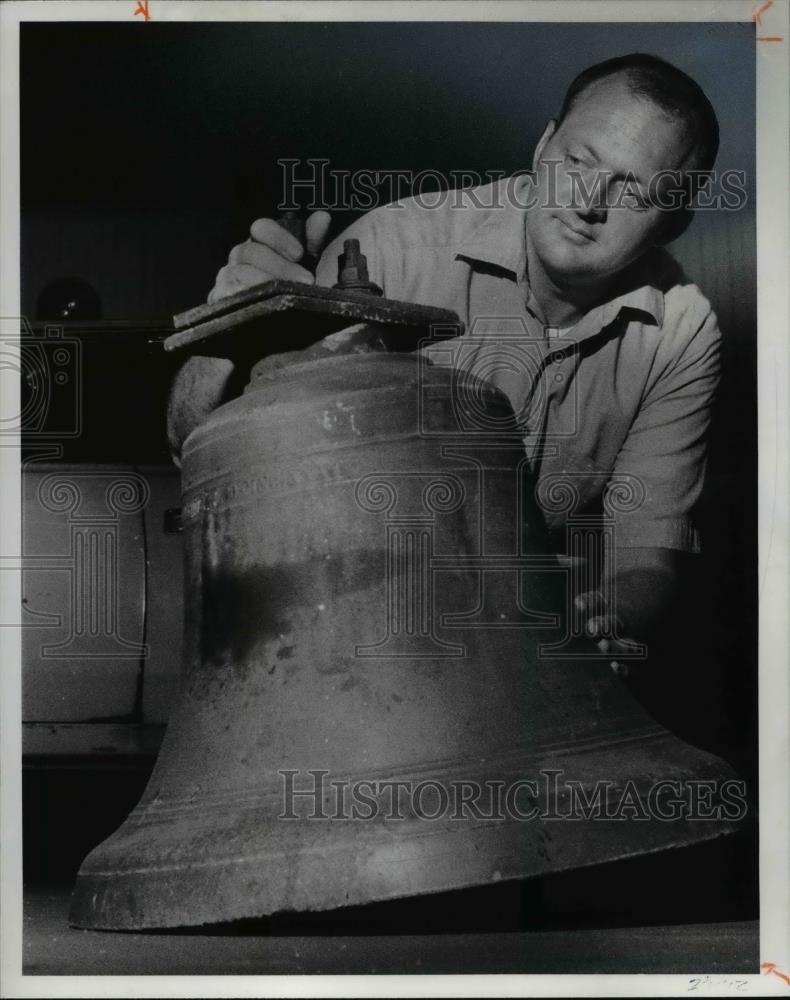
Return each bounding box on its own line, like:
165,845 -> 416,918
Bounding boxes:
550,350 -> 566,363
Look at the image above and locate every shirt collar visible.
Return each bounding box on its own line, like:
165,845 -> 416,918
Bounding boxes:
454,175 -> 531,276
453,174 -> 666,331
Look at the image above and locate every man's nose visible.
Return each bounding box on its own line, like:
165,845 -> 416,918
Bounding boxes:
575,197 -> 606,223
575,200 -> 607,224
573,175 -> 608,221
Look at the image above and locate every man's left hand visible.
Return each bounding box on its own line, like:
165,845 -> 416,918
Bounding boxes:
574,590 -> 644,676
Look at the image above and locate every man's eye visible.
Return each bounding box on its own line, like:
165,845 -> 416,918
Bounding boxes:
613,179 -> 650,211
564,154 -> 583,166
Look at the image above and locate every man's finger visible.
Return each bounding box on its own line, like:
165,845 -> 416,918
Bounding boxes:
605,635 -> 644,659
574,589 -> 607,621
586,614 -> 612,639
207,264 -> 264,304
232,242 -> 315,283
305,211 -> 332,256
249,217 -> 305,261
208,259 -> 312,305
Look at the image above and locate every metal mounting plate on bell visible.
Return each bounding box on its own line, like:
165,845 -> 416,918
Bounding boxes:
166,279 -> 462,359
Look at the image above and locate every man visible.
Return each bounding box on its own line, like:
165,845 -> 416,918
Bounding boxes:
168,53 -> 721,669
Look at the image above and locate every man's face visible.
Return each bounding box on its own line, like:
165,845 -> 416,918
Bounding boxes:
526,75 -> 697,288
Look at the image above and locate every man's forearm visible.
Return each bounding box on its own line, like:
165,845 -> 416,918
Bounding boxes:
604,546 -> 680,642
166,355 -> 237,466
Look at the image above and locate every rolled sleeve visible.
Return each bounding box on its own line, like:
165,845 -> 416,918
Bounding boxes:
609,305 -> 721,553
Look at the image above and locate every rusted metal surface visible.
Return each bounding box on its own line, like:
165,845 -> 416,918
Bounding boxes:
167,279 -> 461,358
69,347 -> 741,931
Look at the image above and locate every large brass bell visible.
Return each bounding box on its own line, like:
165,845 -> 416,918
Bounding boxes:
69,265 -> 742,931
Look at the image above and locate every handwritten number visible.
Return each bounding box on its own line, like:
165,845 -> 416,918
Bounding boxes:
134,0 -> 150,21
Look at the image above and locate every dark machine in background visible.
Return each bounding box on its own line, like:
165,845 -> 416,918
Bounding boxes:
20,317 -> 181,881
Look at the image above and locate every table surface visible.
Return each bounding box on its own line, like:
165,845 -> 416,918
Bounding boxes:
23,886 -> 759,977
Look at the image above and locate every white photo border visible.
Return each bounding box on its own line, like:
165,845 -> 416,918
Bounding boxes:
1,2 -> 787,997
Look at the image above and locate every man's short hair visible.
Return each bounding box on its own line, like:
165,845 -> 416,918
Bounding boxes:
557,53 -> 720,215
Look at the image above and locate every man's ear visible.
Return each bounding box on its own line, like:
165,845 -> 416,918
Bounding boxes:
532,119 -> 557,171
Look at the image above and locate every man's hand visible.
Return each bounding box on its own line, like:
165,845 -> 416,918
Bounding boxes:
574,548 -> 681,675
574,589 -> 643,677
207,210 -> 332,304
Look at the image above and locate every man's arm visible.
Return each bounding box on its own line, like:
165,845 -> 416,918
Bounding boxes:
166,355 -> 237,467
576,546 -> 680,672
604,546 -> 679,640
578,292 -> 721,667
167,212 -> 333,465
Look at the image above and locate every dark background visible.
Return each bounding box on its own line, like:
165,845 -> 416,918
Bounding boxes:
20,20 -> 757,924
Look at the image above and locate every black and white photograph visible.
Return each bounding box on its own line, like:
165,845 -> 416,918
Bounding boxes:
1,0 -> 788,994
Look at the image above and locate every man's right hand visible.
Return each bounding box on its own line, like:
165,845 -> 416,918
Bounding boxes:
207,210 -> 332,304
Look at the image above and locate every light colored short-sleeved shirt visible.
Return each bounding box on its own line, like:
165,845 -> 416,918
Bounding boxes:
316,176 -> 721,554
